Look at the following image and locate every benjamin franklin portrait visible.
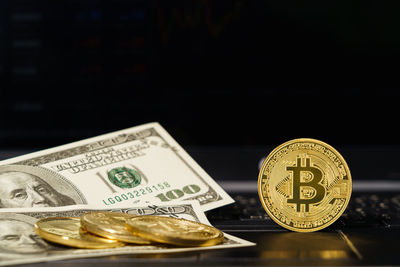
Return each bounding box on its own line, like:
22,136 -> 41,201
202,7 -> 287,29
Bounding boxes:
0,213 -> 51,261
0,165 -> 86,208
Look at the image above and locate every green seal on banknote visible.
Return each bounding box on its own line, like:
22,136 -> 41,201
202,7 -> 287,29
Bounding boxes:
107,167 -> 142,189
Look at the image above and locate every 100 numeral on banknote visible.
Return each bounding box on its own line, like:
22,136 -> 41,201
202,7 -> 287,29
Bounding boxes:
0,123 -> 233,211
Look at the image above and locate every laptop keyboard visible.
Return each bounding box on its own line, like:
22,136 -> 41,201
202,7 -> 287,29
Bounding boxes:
340,193 -> 400,228
207,192 -> 400,230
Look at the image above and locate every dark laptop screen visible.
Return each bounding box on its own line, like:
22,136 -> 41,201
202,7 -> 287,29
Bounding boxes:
0,0 -> 399,149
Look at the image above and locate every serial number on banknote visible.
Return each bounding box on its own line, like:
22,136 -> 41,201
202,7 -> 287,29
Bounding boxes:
102,183 -> 202,205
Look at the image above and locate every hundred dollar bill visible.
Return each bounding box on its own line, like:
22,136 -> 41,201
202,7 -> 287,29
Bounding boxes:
0,122 -> 233,211
0,201 -> 255,266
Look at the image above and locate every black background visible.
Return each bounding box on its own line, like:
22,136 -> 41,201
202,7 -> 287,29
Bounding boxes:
1,0 -> 399,149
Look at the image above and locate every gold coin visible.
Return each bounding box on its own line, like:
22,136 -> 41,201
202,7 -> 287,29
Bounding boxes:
34,217 -> 125,249
258,138 -> 352,232
81,211 -> 152,244
125,215 -> 224,247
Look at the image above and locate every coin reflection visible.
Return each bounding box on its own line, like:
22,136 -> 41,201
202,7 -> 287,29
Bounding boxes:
259,232 -> 352,260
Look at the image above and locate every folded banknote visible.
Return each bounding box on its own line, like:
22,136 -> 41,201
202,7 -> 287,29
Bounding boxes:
0,202 -> 254,266
0,122 -> 233,211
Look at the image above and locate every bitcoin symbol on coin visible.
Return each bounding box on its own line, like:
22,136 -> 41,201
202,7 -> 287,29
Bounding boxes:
258,139 -> 352,232
286,157 -> 325,212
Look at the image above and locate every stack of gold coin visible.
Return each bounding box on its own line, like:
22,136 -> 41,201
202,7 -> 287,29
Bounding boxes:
80,212 -> 151,245
125,215 -> 224,247
34,212 -> 224,249
34,217 -> 125,249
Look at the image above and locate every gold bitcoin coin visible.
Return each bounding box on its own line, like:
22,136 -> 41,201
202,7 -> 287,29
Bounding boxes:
125,215 -> 224,247
258,138 -> 352,232
81,211 -> 152,244
35,217 -> 125,249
